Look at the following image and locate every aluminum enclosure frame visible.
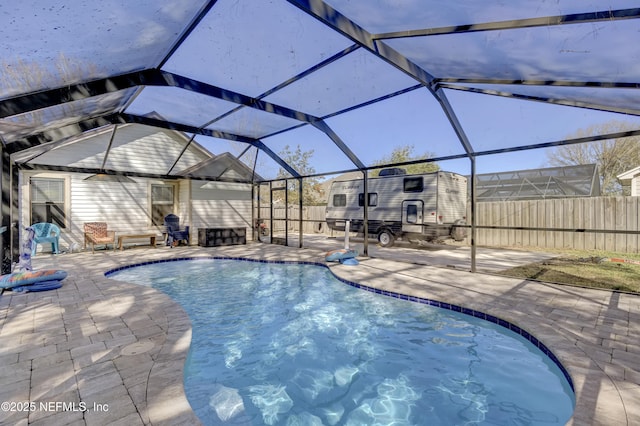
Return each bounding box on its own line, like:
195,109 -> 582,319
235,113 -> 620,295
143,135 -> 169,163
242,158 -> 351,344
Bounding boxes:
1,1 -> 640,272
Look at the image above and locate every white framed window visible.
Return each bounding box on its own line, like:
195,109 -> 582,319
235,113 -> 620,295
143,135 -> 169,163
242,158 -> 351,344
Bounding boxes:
150,183 -> 175,226
30,177 -> 66,228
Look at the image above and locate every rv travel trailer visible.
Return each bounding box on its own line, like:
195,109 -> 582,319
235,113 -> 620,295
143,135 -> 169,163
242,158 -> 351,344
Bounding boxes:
325,169 -> 468,247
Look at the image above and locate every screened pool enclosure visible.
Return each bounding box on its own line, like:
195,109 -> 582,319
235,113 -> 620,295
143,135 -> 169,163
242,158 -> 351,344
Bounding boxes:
474,164 -> 601,201
2,1 -> 640,271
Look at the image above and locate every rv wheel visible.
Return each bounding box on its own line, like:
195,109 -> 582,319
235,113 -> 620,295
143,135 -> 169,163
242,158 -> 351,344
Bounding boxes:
314,221 -> 324,233
378,230 -> 395,247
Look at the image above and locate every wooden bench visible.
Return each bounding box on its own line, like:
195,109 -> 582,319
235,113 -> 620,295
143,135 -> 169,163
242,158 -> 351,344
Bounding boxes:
117,233 -> 158,250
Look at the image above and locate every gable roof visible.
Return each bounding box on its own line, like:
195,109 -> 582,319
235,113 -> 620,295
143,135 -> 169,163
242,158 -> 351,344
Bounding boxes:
14,122 -> 214,177
617,166 -> 640,182
177,152 -> 263,182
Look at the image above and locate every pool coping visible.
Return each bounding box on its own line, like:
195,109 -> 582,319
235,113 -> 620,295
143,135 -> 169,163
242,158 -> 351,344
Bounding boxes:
1,243 -> 637,425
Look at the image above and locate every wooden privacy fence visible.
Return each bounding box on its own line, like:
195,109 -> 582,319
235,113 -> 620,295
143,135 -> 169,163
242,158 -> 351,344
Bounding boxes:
259,197 -> 640,252
258,206 -> 328,234
474,196 -> 640,252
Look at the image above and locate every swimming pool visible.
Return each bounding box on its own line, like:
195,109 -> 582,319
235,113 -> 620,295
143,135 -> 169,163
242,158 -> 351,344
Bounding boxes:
107,257 -> 575,425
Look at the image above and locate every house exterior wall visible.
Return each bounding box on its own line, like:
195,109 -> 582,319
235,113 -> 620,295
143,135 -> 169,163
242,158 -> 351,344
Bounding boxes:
19,171 -> 254,253
21,171 -> 172,251
190,181 -> 253,240
617,167 -> 640,197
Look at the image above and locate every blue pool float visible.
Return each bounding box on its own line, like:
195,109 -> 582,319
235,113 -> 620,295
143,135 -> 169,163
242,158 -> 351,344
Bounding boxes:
11,280 -> 64,293
325,249 -> 358,262
0,269 -> 67,290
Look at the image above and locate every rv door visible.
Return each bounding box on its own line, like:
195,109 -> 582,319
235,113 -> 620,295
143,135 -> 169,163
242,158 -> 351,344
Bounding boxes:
402,200 -> 423,233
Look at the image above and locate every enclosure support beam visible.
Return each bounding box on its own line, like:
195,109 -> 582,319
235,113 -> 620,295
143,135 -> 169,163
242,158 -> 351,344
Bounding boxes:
310,120 -> 366,170
362,171 -> 369,256
0,150 -> 19,274
269,182 -> 274,245
251,184 -> 256,242
167,133 -> 197,176
298,178 -> 303,249
18,163 -> 257,184
438,83 -> 640,117
98,125 -> 118,171
156,0 -> 220,69
373,7 -> 640,39
432,90 -> 475,156
0,147 -> 10,274
284,180 -> 289,245
469,157 -> 477,273
11,163 -> 18,269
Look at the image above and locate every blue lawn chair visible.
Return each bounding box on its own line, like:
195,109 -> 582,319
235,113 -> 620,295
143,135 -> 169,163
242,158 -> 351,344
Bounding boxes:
31,222 -> 60,255
164,214 -> 190,247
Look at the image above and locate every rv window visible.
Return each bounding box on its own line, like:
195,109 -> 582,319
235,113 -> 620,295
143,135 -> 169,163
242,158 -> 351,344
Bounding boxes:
333,194 -> 346,207
403,177 -> 423,192
358,193 -> 378,207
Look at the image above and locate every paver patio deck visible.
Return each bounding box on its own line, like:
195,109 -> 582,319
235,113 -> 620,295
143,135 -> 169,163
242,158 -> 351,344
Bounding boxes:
0,242 -> 638,425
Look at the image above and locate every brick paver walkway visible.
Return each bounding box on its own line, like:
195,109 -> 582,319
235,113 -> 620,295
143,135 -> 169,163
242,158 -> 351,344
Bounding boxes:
0,243 -> 638,425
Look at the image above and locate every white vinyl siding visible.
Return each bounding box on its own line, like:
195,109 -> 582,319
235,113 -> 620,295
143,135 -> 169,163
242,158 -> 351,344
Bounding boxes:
22,174 -> 208,251
190,181 -> 253,239
70,176 -> 152,233
21,175 -> 179,250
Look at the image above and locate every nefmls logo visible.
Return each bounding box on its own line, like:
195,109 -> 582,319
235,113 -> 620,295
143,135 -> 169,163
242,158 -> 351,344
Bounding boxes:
40,401 -> 87,412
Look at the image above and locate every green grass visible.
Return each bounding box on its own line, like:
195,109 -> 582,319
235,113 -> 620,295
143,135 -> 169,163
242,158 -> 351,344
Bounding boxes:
495,249 -> 640,293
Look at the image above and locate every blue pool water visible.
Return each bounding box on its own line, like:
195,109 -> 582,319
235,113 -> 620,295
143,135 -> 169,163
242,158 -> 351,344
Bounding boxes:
108,258 -> 574,425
